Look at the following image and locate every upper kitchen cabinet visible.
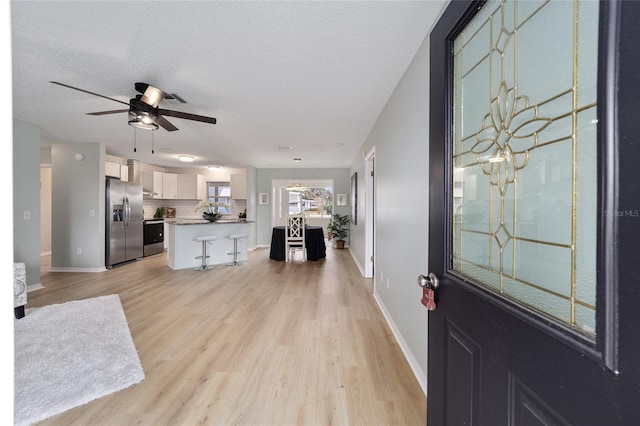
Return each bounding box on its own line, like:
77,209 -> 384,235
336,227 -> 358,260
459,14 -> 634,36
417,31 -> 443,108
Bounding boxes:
162,172 -> 178,199
141,170 -> 163,199
105,161 -> 121,178
177,174 -> 206,200
105,161 -> 130,181
230,174 -> 247,199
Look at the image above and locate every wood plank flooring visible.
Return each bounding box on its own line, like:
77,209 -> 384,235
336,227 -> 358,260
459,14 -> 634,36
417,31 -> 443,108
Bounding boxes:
27,246 -> 426,425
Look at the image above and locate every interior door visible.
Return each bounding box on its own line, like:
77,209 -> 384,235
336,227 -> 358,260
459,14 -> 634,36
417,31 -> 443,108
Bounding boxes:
427,0 -> 640,424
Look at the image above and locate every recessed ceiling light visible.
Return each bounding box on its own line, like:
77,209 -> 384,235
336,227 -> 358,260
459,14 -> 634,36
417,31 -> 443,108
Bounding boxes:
178,155 -> 195,162
277,145 -> 293,151
335,142 -> 344,147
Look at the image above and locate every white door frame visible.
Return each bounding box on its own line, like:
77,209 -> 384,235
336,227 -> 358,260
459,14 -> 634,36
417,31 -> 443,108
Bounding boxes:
364,147 -> 375,278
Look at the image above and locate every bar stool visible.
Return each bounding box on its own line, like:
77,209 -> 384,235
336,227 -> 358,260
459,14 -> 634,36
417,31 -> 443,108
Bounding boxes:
226,233 -> 247,266
193,235 -> 217,271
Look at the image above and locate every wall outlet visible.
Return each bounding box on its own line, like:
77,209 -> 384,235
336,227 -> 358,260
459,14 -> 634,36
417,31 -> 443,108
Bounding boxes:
386,277 -> 390,290
76,248 -> 82,255
23,210 -> 31,220
89,210 -> 95,217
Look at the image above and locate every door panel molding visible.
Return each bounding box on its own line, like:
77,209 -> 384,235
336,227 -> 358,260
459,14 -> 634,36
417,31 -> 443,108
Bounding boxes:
508,374 -> 570,426
445,322 -> 480,425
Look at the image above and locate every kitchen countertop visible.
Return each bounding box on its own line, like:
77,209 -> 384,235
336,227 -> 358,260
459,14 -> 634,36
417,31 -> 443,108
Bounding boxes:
164,218 -> 253,225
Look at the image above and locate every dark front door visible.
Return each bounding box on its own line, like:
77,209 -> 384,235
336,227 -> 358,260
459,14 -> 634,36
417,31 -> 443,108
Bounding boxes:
427,0 -> 640,424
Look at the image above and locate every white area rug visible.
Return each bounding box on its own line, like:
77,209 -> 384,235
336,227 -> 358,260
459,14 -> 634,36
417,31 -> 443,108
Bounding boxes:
14,295 -> 145,426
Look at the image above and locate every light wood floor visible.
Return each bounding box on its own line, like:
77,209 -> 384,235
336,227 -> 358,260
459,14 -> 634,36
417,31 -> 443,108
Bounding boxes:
29,246 -> 426,425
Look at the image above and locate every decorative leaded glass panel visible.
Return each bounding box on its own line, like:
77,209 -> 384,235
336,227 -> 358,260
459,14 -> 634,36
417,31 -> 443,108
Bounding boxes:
452,0 -> 598,336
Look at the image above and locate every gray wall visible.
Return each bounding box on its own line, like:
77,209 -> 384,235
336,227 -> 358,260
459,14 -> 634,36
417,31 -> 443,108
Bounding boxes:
255,168 -> 350,246
349,28 -> 432,390
13,119 -> 42,286
51,142 -> 106,271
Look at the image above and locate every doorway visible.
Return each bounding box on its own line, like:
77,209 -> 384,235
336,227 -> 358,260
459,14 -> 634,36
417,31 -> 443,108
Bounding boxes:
364,147 -> 375,278
40,166 -> 52,273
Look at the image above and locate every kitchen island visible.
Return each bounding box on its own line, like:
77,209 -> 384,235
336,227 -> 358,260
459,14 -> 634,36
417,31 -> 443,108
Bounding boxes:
165,219 -> 251,270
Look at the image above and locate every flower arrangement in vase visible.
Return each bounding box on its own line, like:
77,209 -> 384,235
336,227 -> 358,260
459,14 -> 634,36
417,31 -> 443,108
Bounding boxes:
195,200 -> 229,222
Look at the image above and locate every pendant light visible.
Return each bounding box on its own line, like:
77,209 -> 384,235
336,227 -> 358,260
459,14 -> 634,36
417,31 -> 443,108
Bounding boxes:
286,158 -> 308,192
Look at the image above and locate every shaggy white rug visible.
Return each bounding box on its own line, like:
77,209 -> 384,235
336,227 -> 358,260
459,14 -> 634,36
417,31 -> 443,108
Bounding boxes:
14,294 -> 145,426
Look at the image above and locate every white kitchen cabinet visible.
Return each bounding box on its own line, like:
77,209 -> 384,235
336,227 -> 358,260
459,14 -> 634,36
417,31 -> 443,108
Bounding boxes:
197,175 -> 207,200
177,174 -> 205,200
141,170 -> 164,199
162,172 -> 178,199
105,161 -> 121,178
230,174 -> 247,199
152,171 -> 164,199
120,164 -> 129,182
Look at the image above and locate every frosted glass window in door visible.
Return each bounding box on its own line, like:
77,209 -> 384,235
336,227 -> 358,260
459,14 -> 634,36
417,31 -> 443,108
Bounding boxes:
451,0 -> 598,336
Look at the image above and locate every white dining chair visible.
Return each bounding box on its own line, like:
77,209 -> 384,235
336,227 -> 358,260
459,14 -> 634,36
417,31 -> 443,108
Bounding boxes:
285,214 -> 306,262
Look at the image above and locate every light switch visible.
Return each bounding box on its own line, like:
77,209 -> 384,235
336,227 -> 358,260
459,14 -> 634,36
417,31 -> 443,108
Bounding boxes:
90,210 -> 95,217
23,211 -> 31,220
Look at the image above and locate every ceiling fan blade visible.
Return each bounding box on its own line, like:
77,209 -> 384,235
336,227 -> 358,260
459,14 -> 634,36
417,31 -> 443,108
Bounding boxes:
86,109 -> 129,116
157,115 -> 179,132
158,108 -> 217,124
50,81 -> 130,106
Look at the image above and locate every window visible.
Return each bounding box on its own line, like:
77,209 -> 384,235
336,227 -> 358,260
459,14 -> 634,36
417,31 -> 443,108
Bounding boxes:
206,182 -> 230,214
289,186 -> 333,218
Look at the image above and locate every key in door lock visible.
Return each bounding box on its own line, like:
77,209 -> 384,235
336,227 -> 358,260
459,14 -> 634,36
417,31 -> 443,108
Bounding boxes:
418,273 -> 439,311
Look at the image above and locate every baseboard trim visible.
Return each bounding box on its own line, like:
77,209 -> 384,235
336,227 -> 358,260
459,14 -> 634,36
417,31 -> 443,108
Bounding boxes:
48,266 -> 108,273
27,283 -> 44,292
373,292 -> 428,397
349,248 -> 365,276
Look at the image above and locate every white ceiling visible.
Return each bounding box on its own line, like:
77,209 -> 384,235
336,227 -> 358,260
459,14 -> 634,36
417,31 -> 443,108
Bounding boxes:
11,1 -> 444,170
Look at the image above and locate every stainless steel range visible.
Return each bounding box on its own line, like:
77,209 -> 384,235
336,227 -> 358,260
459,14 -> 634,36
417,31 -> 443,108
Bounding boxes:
143,219 -> 164,256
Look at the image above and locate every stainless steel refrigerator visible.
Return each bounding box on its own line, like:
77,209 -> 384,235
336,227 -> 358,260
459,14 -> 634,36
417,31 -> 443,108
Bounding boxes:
106,178 -> 144,268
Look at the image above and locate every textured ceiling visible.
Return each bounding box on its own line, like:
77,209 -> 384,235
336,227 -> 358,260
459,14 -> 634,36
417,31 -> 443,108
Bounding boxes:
11,1 -> 444,169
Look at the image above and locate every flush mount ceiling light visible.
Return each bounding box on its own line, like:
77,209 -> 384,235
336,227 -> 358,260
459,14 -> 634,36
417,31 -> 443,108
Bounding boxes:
207,165 -> 220,170
178,155 -> 195,162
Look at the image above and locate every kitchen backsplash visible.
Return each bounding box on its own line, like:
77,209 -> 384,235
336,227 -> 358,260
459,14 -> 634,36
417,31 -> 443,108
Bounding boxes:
144,198 -> 247,220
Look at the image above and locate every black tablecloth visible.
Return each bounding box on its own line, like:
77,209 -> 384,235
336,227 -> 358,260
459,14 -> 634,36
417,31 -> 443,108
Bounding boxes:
269,225 -> 326,261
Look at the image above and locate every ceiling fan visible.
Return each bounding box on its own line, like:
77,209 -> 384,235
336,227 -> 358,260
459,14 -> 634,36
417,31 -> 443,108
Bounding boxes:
50,81 -> 217,131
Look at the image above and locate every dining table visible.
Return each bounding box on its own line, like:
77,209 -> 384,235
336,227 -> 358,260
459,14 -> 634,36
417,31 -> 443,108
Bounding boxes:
269,225 -> 327,261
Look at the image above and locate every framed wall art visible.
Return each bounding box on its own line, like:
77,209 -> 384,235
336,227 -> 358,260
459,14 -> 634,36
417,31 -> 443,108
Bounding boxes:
350,173 -> 357,224
258,192 -> 269,205
336,193 -> 347,206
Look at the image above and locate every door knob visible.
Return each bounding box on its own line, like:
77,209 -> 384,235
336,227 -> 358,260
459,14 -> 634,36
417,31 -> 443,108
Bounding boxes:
418,273 -> 439,311
417,272 -> 439,289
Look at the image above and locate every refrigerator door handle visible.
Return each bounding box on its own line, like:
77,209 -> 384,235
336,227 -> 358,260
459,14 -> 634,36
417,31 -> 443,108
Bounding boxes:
124,197 -> 129,229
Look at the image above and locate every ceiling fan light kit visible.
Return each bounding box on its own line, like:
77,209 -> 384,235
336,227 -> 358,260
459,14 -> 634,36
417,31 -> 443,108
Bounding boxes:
128,113 -> 159,131
50,81 -> 217,133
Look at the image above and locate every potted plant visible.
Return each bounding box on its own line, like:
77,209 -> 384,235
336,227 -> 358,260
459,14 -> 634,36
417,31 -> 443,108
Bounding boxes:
196,200 -> 229,222
327,213 -> 350,249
